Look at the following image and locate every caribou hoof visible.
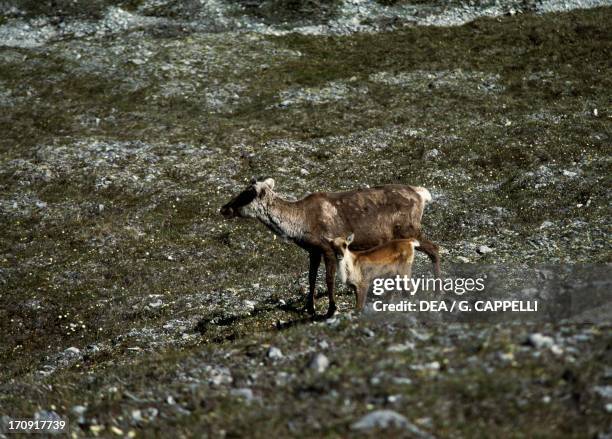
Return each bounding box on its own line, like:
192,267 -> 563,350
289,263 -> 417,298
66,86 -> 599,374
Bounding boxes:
325,304 -> 337,318
305,303 -> 316,316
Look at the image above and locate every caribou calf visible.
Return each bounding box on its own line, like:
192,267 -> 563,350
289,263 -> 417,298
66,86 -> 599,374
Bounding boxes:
327,234 -> 419,310
220,178 -> 440,317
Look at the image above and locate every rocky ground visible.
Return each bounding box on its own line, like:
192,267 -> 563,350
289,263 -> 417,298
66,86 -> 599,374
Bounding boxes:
1,0 -> 611,437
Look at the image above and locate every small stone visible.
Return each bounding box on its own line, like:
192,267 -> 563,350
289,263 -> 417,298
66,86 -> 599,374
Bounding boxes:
131,409 -> 143,422
362,328 -> 375,337
90,425 -> 105,434
208,366 -> 233,386
267,346 -> 283,359
299,168 -> 310,176
498,352 -> 514,362
423,149 -> 441,160
144,408 -> 158,419
594,386 -> 612,399
550,344 -> 563,356
308,353 -> 330,373
593,108 -> 598,117
318,340 -> 329,349
410,361 -> 440,371
35,200 -> 47,209
527,333 -> 554,349
392,377 -> 413,385
111,426 -> 123,435
387,342 -> 415,352
230,388 -> 254,402
387,394 -> 401,403
457,256 -> 470,263
476,245 -> 493,255
243,300 -> 256,312
540,221 -> 553,229
562,170 -> 577,177
351,410 -> 434,437
71,405 -> 87,415
65,347 -> 80,356
34,410 -> 62,428
148,299 -> 162,308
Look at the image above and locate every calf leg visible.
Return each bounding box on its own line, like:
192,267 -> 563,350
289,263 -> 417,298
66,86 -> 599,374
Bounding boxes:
356,283 -> 367,311
306,251 -> 321,315
323,252 -> 337,317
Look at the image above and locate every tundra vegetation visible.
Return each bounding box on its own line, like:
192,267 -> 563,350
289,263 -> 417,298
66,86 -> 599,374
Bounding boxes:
0,0 -> 611,437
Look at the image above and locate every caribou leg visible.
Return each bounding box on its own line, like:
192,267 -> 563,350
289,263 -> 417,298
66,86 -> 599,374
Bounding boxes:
306,251 -> 321,315
323,251 -> 337,317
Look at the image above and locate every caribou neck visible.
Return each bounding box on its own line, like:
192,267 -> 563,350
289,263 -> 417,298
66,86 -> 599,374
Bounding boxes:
260,194 -> 308,242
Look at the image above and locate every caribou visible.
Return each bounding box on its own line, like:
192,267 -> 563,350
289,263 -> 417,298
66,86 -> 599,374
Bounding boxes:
327,234 -> 419,310
220,178 -> 440,317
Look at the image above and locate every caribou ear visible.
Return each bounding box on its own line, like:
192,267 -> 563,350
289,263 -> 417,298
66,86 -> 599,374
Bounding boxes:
323,235 -> 334,244
346,233 -> 354,245
250,176 -> 257,185
262,177 -> 275,190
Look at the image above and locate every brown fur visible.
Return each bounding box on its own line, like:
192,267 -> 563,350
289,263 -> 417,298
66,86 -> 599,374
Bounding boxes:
221,179 -> 440,317
328,236 -> 419,310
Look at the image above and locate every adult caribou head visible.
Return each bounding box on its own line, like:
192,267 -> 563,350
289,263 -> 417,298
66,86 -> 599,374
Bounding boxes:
220,177 -> 276,220
220,177 -> 440,317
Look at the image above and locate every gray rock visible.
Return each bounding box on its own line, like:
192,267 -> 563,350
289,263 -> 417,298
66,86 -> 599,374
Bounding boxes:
392,377 -> 413,385
477,245 -> 493,254
308,353 -> 330,373
33,410 -> 64,432
148,299 -> 163,308
230,388 -> 254,402
131,407 -> 158,423
267,346 -> 283,359
131,409 -> 143,422
208,366 -> 233,386
34,410 -> 62,422
423,148 -> 441,160
275,371 -> 292,386
594,386 -> 612,399
387,342 -> 415,352
351,410 -> 434,437
410,361 -> 440,371
527,333 -> 554,349
71,405 -> 87,415
362,328 -> 375,337
540,220 -> 554,229
64,347 -> 81,356
562,170 -> 577,177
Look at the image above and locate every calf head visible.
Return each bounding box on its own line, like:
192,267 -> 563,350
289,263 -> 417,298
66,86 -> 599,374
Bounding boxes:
327,233 -> 354,260
220,177 -> 275,219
